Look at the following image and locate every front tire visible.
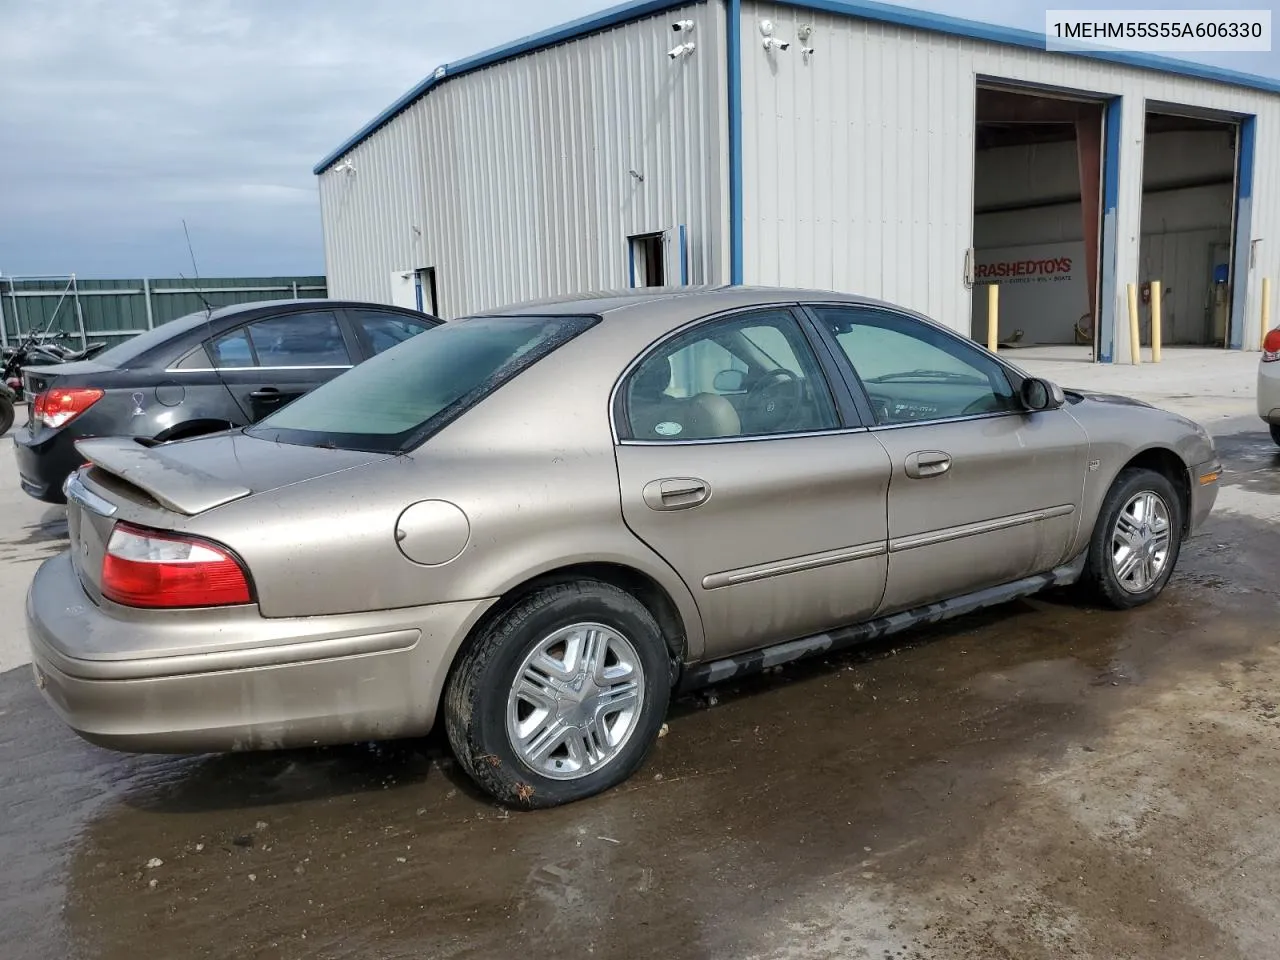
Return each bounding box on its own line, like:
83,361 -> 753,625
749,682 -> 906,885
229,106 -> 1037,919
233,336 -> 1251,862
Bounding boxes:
444,580 -> 672,809
0,397 -> 13,437
1082,467 -> 1184,610
1271,423 -> 1280,447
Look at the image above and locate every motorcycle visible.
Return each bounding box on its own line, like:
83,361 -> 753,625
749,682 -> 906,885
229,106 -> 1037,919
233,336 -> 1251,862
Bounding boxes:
0,381 -> 15,437
2,330 -> 108,402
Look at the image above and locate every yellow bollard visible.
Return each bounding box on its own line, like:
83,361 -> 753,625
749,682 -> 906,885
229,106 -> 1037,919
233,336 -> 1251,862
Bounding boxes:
1150,280 -> 1162,363
1127,283 -> 1141,365
987,284 -> 999,352
1262,276 -> 1273,348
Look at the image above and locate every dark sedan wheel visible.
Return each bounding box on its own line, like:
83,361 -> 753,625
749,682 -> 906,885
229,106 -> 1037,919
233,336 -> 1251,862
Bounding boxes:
1083,467 -> 1183,610
444,580 -> 671,808
1271,423 -> 1280,447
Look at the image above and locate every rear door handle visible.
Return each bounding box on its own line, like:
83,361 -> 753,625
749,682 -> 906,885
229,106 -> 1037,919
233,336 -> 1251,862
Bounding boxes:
904,450 -> 952,479
249,387 -> 281,400
642,477 -> 711,511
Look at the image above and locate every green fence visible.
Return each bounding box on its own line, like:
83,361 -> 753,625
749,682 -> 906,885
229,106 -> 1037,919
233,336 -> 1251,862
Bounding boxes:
0,275 -> 328,350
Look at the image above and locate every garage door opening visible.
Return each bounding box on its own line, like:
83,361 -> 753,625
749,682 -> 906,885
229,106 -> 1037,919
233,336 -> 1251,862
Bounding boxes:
969,84 -> 1111,360
1138,108 -> 1243,348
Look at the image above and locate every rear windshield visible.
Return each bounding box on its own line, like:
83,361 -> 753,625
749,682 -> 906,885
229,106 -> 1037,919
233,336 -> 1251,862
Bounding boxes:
245,314 -> 596,453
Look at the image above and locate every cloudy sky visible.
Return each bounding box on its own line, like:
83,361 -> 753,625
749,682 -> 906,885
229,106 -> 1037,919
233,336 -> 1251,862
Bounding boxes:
2,0 -> 1276,279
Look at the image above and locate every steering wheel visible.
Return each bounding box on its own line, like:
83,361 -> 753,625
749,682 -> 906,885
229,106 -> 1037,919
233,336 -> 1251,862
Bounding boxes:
743,367 -> 804,431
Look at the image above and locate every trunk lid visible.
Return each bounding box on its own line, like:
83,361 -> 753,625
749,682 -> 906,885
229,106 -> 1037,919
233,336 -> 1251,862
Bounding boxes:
23,360 -> 116,396
66,432 -> 390,600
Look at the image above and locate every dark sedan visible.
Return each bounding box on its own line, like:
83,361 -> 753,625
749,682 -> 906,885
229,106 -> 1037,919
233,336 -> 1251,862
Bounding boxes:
13,298 -> 441,502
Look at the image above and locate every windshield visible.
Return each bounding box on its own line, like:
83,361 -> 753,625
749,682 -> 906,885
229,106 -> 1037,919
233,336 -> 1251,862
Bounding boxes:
245,313 -> 597,453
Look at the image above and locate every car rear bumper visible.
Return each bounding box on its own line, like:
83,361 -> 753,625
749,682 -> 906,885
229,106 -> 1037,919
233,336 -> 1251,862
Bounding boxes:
1258,360 -> 1280,424
12,425 -> 79,503
26,552 -> 495,754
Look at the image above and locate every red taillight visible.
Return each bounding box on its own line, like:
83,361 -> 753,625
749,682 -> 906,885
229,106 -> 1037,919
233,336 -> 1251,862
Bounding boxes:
32,387 -> 103,429
101,522 -> 252,609
1263,328 -> 1280,362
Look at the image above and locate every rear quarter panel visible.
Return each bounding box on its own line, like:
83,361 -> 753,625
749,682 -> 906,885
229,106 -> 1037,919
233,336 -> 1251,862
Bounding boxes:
182,334 -> 709,660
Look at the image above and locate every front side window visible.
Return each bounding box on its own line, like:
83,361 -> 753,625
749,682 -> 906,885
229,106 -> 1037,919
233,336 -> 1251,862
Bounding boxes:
811,306 -> 1018,425
351,309 -> 434,356
247,314 -> 595,453
620,310 -> 839,441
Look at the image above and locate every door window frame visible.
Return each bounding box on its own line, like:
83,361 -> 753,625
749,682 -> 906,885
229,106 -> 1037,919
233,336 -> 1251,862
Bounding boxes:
344,307 -> 442,360
797,302 -> 1037,432
165,310 -> 362,373
611,304 -> 869,445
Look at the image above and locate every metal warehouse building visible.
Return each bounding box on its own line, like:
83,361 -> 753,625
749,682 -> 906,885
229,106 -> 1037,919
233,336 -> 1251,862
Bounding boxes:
314,0 -> 1280,363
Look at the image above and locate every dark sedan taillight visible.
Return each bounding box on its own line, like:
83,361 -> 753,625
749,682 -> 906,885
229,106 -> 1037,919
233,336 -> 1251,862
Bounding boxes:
31,387 -> 103,429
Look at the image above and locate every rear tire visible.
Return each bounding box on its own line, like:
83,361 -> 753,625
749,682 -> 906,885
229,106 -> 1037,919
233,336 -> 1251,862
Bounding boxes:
444,580 -> 671,809
1271,423 -> 1280,447
0,397 -> 13,437
1082,467 -> 1184,610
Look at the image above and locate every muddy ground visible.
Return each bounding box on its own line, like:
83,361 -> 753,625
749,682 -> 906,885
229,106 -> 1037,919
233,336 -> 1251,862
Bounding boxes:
1,420 -> 1278,960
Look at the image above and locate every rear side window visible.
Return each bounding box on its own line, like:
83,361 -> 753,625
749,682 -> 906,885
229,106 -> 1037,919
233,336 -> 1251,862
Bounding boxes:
248,311 -> 351,367
210,329 -> 254,368
203,311 -> 353,369
247,314 -> 596,453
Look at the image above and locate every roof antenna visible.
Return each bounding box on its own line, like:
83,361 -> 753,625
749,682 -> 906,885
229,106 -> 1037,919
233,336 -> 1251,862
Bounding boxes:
175,219 -> 252,431
181,218 -> 216,318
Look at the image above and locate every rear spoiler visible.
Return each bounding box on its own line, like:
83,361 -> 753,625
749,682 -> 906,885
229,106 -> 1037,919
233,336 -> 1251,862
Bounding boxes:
74,437 -> 252,516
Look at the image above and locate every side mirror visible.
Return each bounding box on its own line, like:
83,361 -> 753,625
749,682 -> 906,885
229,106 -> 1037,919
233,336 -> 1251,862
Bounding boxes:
1020,376 -> 1065,412
712,368 -> 746,393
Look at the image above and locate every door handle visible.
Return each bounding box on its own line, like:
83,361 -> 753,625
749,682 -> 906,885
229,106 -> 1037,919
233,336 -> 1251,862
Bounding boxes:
904,450 -> 952,480
642,477 -> 711,511
249,387 -> 281,400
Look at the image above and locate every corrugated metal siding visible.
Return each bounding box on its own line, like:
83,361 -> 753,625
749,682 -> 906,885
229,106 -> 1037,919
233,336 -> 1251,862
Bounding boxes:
318,2 -> 725,318
740,1 -> 1280,351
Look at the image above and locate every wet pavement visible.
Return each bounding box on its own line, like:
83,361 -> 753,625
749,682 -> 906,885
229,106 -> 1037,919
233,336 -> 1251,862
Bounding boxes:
2,426 -> 1279,960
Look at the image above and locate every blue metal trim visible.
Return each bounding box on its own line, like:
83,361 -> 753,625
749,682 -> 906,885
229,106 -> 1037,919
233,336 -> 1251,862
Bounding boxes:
780,0 -> 1280,94
727,0 -> 743,284
314,0 -> 702,174
678,224 -> 689,284
1097,97 -> 1123,364
1238,114 -> 1256,202
628,239 -> 637,288
1229,115 -> 1257,350
414,274 -> 424,312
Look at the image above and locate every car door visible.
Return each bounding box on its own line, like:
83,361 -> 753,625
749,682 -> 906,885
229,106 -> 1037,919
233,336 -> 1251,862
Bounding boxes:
204,309 -> 356,421
804,303 -> 1090,616
613,306 -> 892,660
